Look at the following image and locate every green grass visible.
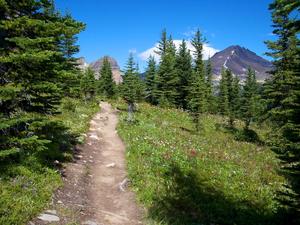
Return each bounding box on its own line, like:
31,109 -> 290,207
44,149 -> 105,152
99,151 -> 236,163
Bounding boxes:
0,98 -> 99,225
116,101 -> 286,225
55,97 -> 99,141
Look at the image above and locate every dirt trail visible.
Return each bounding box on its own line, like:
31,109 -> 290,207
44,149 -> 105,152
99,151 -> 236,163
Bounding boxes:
85,102 -> 142,225
33,102 -> 143,225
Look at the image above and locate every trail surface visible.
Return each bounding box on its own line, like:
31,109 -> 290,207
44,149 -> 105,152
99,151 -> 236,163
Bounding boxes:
33,102 -> 143,225
85,102 -> 142,225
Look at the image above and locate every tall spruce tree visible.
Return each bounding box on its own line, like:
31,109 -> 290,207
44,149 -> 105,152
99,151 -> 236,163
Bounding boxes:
155,34 -> 179,107
265,0 -> 300,221
188,30 -> 207,131
205,58 -> 215,113
80,67 -> 96,102
145,55 -> 157,104
218,68 -> 230,116
0,0 -> 84,160
121,54 -> 143,121
240,68 -> 259,130
175,40 -> 193,108
225,69 -> 237,127
98,57 -> 115,98
232,75 -> 241,122
218,68 -> 239,127
155,28 -> 168,57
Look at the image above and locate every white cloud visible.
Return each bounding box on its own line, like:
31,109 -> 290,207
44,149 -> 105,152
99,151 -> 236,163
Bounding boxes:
128,48 -> 137,54
182,27 -> 198,38
139,40 -> 219,61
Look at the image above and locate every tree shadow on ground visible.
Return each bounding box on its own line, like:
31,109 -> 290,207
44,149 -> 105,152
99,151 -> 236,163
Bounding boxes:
215,123 -> 264,145
148,164 -> 282,225
32,120 -> 78,167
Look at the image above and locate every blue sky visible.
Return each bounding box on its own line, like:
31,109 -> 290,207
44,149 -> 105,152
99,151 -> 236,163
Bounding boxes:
56,0 -> 275,71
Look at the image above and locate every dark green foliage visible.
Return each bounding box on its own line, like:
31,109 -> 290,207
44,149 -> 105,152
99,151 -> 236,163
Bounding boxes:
175,40 -> 193,109
226,69 -> 236,127
188,30 -> 207,130
188,74 -> 207,131
155,34 -> 179,107
218,68 -> 230,116
240,68 -> 259,129
205,58 -> 216,113
121,54 -> 144,104
191,29 -> 206,82
145,56 -> 157,104
265,0 -> 300,221
98,57 -> 116,98
80,67 -> 96,101
155,28 -> 168,57
231,75 -> 241,121
0,0 -> 84,164
218,69 -> 240,127
120,54 -> 144,122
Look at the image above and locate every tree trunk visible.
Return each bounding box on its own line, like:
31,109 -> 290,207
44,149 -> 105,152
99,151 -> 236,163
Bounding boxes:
127,102 -> 134,122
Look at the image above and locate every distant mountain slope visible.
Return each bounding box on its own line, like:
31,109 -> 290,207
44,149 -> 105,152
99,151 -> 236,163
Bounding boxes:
76,56 -> 123,84
210,45 -> 273,81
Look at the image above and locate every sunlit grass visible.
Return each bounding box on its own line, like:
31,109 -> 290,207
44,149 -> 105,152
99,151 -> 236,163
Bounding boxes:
116,101 -> 285,225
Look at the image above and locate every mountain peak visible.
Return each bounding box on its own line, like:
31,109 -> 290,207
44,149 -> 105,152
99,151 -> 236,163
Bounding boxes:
211,46 -> 272,81
90,56 -> 123,84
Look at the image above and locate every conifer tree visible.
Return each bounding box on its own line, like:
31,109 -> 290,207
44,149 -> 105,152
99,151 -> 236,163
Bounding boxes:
121,54 -> 143,121
232,75 -> 241,121
98,57 -> 115,98
188,30 -> 207,130
218,68 -> 230,116
80,67 -> 96,102
0,0 -> 84,160
218,68 -> 239,127
240,68 -> 259,129
265,0 -> 300,220
145,56 -> 157,104
225,69 -> 234,126
205,58 -> 215,113
155,28 -> 168,57
155,34 -> 179,107
175,40 -> 193,108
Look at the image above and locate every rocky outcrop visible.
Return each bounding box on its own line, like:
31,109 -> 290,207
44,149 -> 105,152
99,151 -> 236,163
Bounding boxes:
76,56 -> 123,84
76,57 -> 89,70
90,56 -> 123,84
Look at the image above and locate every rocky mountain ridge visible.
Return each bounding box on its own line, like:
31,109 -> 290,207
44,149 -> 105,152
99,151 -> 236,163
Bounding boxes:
76,56 -> 122,84
210,45 -> 273,81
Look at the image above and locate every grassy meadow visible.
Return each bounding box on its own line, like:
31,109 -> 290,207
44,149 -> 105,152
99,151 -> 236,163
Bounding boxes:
116,101 -> 286,225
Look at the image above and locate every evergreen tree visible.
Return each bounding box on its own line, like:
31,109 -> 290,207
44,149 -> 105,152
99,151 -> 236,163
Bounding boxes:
225,69 -> 234,126
218,68 -> 230,116
240,68 -> 259,129
121,54 -> 144,121
0,0 -> 84,160
265,0 -> 300,220
155,28 -> 168,57
218,68 -> 240,127
175,40 -> 193,108
205,58 -> 216,113
98,57 -> 115,98
80,67 -> 95,102
232,75 -> 241,122
155,34 -> 179,107
192,29 -> 206,82
188,30 -> 207,130
145,56 -> 157,104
